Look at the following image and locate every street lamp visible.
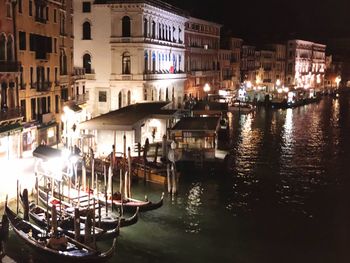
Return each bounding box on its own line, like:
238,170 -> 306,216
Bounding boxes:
335,76 -> 341,88
203,83 -> 210,101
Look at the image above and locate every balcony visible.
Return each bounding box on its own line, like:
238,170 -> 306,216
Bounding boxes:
0,61 -> 21,73
74,92 -> 89,105
34,81 -> 52,92
0,107 -> 24,124
143,72 -> 187,81
190,70 -> 220,77
35,16 -> 47,24
73,67 -> 86,80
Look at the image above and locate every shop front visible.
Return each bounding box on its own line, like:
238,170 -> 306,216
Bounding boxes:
0,124 -> 22,160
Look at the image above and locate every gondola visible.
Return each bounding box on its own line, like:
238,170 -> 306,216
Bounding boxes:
38,186 -> 138,229
20,193 -> 119,242
5,199 -> 116,262
98,192 -> 165,212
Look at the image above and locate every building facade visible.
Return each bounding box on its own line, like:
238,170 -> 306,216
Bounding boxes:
218,49 -> 233,90
184,17 -> 221,99
286,40 -> 326,91
0,0 -> 23,160
14,0 -> 74,155
241,45 -> 256,84
74,0 -> 187,116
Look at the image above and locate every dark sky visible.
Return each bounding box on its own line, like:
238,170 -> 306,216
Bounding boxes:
166,0 -> 350,44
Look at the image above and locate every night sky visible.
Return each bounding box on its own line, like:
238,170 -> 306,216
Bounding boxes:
166,0 -> 350,44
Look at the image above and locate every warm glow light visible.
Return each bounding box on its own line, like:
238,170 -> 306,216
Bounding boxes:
203,83 -> 211,93
283,87 -> 289,93
246,81 -> 252,89
276,79 -> 281,86
277,88 -> 283,93
218,90 -> 228,96
335,76 -> 341,87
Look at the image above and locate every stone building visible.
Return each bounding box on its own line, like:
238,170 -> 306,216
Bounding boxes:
13,0 -> 74,154
241,45 -> 256,84
286,39 -> 326,92
184,16 -> 221,99
0,0 -> 22,160
73,0 -> 187,116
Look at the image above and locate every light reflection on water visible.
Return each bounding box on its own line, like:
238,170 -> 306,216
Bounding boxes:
184,182 -> 203,234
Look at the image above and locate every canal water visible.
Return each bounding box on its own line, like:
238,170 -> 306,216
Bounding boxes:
2,95 -> 350,262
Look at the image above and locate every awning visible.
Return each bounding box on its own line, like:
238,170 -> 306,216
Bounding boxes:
0,123 -> 23,137
33,145 -> 62,161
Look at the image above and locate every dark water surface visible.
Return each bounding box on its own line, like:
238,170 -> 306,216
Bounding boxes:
3,96 -> 350,263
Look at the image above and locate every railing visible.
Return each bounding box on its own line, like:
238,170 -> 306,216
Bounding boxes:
35,16 -> 47,24
143,72 -> 187,81
0,107 -> 24,122
0,61 -> 21,73
34,81 -> 52,92
75,92 -> 89,104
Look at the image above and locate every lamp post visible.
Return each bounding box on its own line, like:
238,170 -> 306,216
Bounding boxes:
203,83 -> 210,101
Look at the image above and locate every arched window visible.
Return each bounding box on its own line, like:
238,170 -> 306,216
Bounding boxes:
6,35 -> 14,61
118,91 -> 122,109
143,18 -> 148,37
122,52 -> 131,74
0,34 -> 6,61
60,50 -> 67,75
122,16 -> 131,37
166,88 -> 169,101
83,53 -> 91,74
152,52 -> 156,73
152,21 -> 156,39
127,90 -> 131,105
144,51 -> 148,73
83,21 -> 91,40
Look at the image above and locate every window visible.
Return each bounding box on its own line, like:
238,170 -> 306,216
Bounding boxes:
122,52 -> 131,74
7,36 -> 14,61
99,91 -> 107,102
54,9 -> 57,22
82,21 -> 91,40
83,53 -> 92,74
54,67 -> 58,84
60,50 -> 67,75
152,21 -> 156,39
118,91 -> 122,108
144,51 -> 148,73
6,2 -> 12,18
29,0 -> 32,16
30,67 -> 33,88
152,52 -> 156,73
82,2 -> 91,13
122,16 -> 131,37
20,99 -> 26,121
127,90 -> 131,105
55,95 -> 59,113
144,18 -> 148,37
19,31 -> 26,50
0,34 -> 5,60
31,98 -> 36,120
18,0 -> 22,13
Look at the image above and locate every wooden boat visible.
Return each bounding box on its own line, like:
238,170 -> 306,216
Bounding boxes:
228,100 -> 255,113
98,192 -> 165,212
38,187 -> 138,229
5,199 -> 116,262
22,198 -> 119,242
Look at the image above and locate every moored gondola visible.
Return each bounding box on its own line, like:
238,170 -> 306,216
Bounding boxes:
5,198 -> 116,262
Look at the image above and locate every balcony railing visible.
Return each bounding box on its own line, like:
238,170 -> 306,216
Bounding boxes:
34,81 -> 52,92
0,61 -> 21,73
35,16 -> 47,24
143,72 -> 187,81
0,107 -> 24,123
73,67 -> 86,80
74,92 -> 89,105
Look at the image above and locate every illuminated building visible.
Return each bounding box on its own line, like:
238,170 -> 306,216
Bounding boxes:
325,55 -> 343,92
12,0 -> 74,155
286,39 -> 326,91
255,49 -> 275,92
220,37 -> 243,90
184,17 -> 221,99
73,0 -> 187,117
241,45 -> 256,84
219,49 -> 233,89
0,0 -> 22,160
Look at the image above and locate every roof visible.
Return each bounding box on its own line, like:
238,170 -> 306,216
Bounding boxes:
33,145 -> 62,161
79,102 -> 177,130
171,117 -> 220,131
93,0 -> 188,17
